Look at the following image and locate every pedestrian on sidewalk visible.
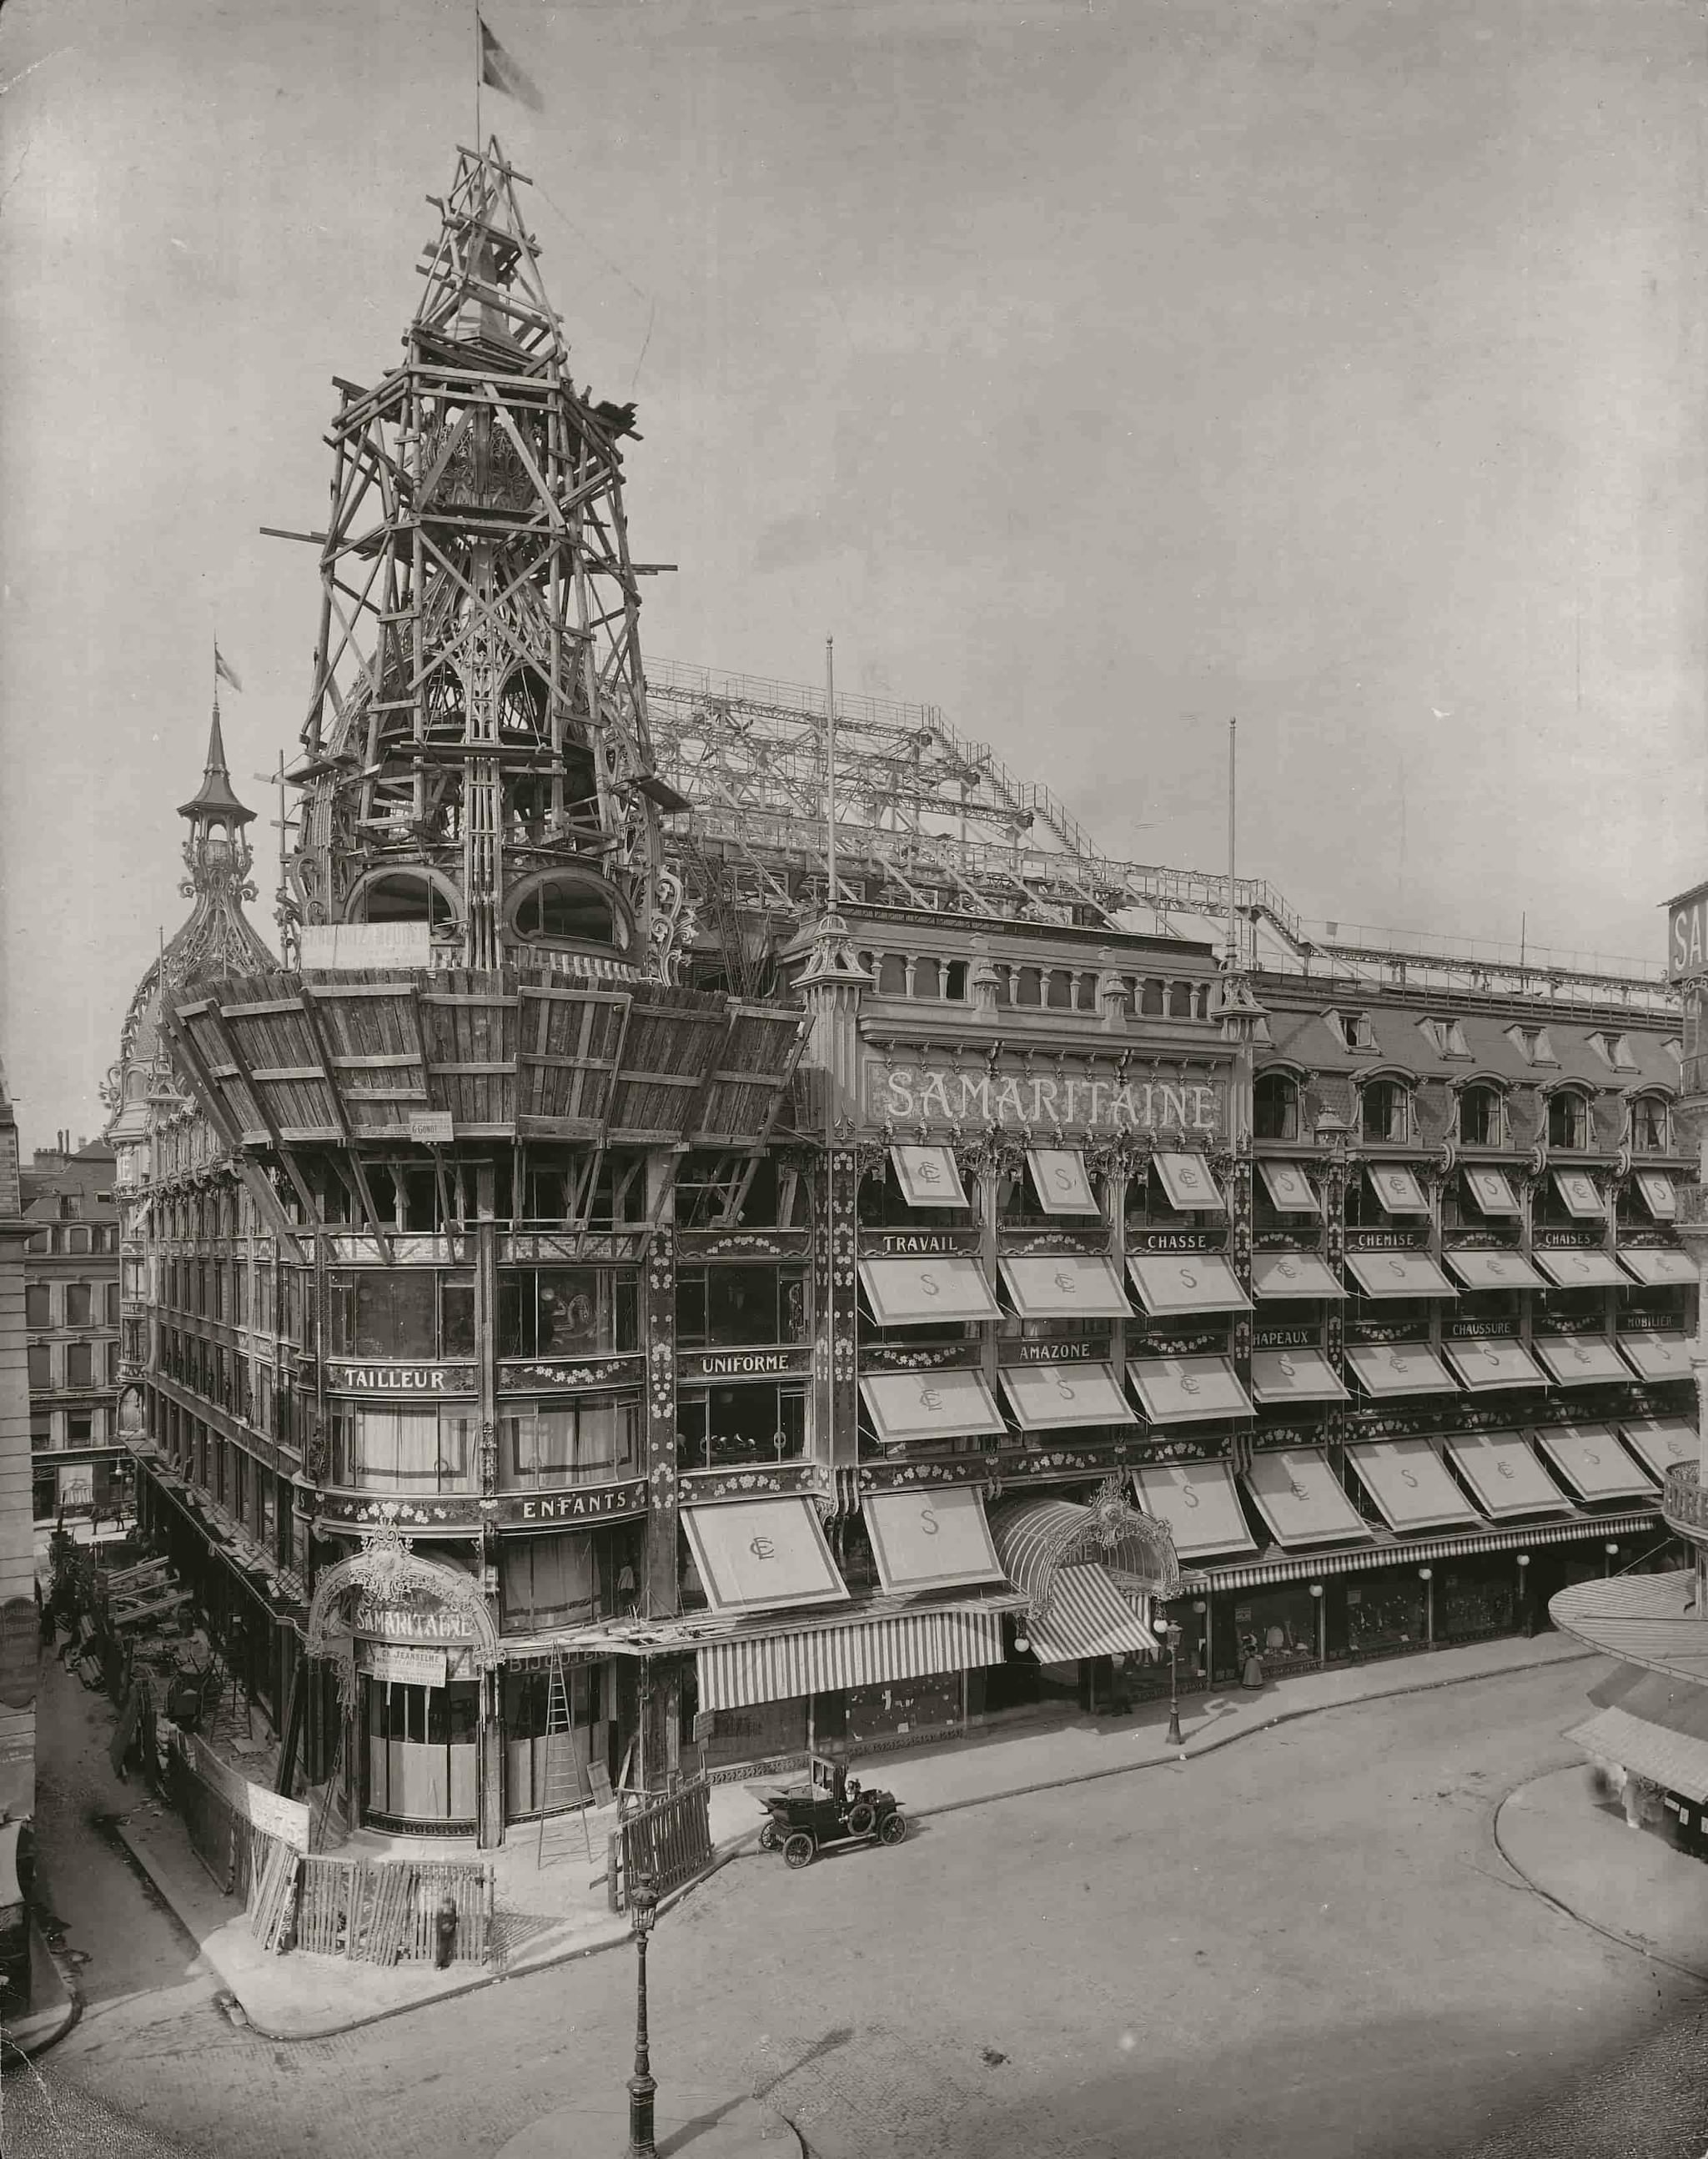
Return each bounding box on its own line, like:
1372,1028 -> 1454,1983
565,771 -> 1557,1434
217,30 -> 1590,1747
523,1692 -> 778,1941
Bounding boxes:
1240,1633 -> 1265,1690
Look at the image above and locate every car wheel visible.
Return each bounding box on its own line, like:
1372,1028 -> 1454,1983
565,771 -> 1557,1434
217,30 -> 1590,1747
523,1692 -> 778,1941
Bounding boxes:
878,1810 -> 907,1845
758,1820 -> 779,1850
846,1802 -> 876,1839
782,1832 -> 815,1870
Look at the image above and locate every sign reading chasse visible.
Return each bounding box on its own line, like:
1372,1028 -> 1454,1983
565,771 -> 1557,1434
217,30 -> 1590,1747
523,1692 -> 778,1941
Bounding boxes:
866,1062 -> 1224,1135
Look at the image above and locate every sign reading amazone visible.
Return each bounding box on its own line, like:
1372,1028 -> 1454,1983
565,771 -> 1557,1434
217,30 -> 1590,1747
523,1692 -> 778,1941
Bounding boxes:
865,1061 -> 1224,1135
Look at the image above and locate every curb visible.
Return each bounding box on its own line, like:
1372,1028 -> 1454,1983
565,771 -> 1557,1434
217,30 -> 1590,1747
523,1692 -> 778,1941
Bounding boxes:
118,1639 -> 1596,2042
0,1911 -> 84,2064
1490,1778 -> 1708,1989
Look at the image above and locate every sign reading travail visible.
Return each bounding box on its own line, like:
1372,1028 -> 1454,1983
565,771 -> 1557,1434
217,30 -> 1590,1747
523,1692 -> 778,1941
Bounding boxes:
867,1062 -> 1224,1136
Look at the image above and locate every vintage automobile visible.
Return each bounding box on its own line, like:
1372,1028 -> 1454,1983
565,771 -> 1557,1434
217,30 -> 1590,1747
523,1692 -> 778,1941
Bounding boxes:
754,1753 -> 907,1867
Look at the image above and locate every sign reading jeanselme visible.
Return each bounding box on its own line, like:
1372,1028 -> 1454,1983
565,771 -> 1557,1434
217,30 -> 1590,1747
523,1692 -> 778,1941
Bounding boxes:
866,1061 -> 1224,1134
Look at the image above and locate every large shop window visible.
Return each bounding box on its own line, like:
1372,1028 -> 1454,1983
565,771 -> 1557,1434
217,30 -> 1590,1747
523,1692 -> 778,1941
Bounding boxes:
676,1152 -> 807,1233
500,1268 -> 638,1358
676,1383 -> 806,1471
506,1394 -> 642,1488
328,1270 -> 475,1360
332,1406 -> 475,1493
676,1264 -> 807,1349
364,1679 -> 479,1828
1346,1439 -> 1482,1532
500,1532 -> 598,1631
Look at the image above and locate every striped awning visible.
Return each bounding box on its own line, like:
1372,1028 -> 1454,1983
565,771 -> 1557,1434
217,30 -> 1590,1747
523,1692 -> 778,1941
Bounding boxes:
1567,1706 -> 1708,1804
1026,1565 -> 1158,1664
694,1605 -> 1005,1711
989,1487 -> 1182,1609
1183,1509 -> 1663,1594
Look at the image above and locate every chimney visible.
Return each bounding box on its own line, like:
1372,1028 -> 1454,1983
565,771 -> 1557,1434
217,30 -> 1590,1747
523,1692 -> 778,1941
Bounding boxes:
76,1135 -> 86,1153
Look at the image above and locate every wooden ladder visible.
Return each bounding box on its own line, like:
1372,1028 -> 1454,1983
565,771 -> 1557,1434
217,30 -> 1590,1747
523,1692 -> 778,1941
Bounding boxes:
535,1651 -> 594,1870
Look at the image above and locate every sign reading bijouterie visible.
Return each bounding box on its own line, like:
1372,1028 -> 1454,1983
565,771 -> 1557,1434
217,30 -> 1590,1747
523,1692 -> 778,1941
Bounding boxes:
503,1478 -> 647,1527
865,1061 -> 1226,1136
324,1363 -> 479,1393
679,1348 -> 811,1381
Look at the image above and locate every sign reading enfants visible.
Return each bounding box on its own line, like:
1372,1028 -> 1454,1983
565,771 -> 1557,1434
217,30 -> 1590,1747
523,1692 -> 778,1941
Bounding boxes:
867,1062 -> 1225,1135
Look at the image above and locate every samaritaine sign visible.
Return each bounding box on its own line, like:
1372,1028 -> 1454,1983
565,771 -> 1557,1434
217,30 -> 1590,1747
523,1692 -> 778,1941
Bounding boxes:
865,1059 -> 1225,1135
1665,879 -> 1708,982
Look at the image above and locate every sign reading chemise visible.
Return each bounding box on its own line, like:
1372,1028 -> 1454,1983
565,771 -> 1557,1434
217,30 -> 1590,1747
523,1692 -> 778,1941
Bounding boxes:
866,1061 -> 1223,1137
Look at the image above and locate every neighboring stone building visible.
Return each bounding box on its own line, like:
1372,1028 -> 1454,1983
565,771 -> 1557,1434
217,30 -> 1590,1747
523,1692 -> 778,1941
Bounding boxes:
20,1134 -> 124,1525
0,1069 -> 38,1821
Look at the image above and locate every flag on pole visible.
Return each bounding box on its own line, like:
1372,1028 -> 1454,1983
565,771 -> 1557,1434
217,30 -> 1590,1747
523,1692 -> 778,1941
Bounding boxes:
480,17 -> 544,111
214,645 -> 244,693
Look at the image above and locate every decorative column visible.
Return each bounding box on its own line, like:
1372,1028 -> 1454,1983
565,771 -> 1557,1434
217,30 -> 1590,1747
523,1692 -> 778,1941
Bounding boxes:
642,1212 -> 680,1618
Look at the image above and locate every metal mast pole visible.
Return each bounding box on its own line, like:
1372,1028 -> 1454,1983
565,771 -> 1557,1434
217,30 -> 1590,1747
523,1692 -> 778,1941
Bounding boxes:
825,636 -> 838,914
1226,717 -> 1238,970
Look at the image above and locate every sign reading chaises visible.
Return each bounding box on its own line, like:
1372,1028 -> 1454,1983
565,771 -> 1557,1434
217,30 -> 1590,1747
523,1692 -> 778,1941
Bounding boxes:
865,1061 -> 1225,1136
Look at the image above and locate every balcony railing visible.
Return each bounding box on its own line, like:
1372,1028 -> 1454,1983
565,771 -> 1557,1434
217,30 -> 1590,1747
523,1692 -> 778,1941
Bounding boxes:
1661,1460 -> 1708,1542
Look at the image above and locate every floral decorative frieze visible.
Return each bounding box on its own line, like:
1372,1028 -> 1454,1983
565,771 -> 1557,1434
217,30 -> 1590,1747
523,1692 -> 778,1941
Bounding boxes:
680,1463 -> 829,1503
498,1355 -> 642,1393
858,1342 -> 983,1372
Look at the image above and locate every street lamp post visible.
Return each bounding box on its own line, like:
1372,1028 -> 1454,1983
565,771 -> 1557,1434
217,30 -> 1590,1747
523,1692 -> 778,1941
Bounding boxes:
1164,1620 -> 1183,1748
626,1876 -> 660,2158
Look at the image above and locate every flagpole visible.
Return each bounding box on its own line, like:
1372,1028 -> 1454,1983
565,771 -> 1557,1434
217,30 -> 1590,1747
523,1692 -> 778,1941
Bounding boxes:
474,3 -> 481,154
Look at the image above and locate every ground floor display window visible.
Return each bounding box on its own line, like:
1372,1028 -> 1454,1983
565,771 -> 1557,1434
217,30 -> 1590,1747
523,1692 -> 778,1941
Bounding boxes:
695,1694 -> 809,1772
363,1676 -> 480,1830
1215,1584 -> 1319,1680
816,1672 -> 963,1748
1342,1575 -> 1426,1657
1435,1559 -> 1516,1643
501,1664 -> 612,1820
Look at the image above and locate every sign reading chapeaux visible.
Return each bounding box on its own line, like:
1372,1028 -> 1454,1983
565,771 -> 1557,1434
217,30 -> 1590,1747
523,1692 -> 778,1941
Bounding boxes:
866,1061 -> 1225,1136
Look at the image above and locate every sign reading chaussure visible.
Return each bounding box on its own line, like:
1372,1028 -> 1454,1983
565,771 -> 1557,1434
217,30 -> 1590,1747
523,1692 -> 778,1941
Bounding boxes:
866,1062 -> 1224,1135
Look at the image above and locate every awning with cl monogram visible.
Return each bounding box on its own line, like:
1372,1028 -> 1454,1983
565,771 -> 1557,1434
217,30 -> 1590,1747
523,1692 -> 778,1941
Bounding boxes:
1126,1356 -> 1254,1425
1617,1248 -> 1696,1288
1240,1449 -> 1374,1549
1531,1334 -> 1632,1388
1444,1248 -> 1547,1292
1153,1152 -> 1223,1213
1441,1432 -> 1575,1519
681,1498 -> 850,1616
998,1253 -> 1131,1320
1344,1340 -> 1460,1396
1250,1251 -> 1346,1300
889,1144 -> 969,1208
858,1368 -> 1007,1446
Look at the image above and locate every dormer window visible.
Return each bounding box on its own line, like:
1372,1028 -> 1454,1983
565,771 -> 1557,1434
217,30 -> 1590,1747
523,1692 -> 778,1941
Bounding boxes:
1589,1032 -> 1639,1072
1546,1090 -> 1590,1150
1630,1096 -> 1670,1152
1507,1025 -> 1556,1067
1360,1078 -> 1413,1144
1331,1010 -> 1378,1053
1418,1017 -> 1470,1058
1253,1072 -> 1300,1142
1457,1083 -> 1503,1147
1663,1037 -> 1683,1064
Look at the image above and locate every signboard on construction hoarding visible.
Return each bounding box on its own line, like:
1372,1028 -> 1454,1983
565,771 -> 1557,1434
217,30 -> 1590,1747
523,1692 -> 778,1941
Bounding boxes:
358,1641 -> 448,1689
1665,880 -> 1708,982
299,921 -> 433,969
169,1726 -> 312,1852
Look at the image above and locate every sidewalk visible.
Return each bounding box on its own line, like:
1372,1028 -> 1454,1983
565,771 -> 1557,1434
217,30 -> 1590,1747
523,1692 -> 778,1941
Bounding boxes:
119,1629 -> 1595,2040
492,2087 -> 801,2159
0,1914 -> 80,2060
1494,1764 -> 1708,1980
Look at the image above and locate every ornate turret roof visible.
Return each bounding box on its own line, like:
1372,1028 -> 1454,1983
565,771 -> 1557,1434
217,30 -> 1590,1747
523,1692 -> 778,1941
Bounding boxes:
177,706 -> 255,827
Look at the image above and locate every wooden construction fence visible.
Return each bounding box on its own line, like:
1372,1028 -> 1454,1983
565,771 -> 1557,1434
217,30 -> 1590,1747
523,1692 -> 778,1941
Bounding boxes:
164,1740 -> 260,1902
293,1855 -> 494,1966
609,1779 -> 713,1913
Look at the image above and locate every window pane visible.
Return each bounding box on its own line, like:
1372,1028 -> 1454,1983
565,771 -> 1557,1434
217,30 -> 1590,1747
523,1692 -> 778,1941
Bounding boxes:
535,1273 -> 602,1355
706,1268 -> 776,1345
440,1275 -> 476,1358
65,1284 -> 92,1328
354,1272 -> 437,1358
67,1344 -> 93,1387
24,1287 -> 48,1328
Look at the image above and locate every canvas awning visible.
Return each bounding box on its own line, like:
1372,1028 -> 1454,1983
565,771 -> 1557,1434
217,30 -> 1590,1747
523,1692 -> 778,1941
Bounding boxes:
1442,1338 -> 1547,1392
999,1253 -> 1130,1320
1567,1706 -> 1708,1805
1364,1164 -> 1429,1215
862,1488 -> 1007,1594
681,1498 -> 850,1616
1153,1152 -> 1223,1213
1442,1432 -> 1575,1519
1634,1171 -> 1678,1223
1533,1248 -> 1625,1289
858,1368 -> 1007,1446
1344,1341 -> 1460,1397
1617,1248 -> 1696,1288
1462,1167 -> 1522,1217
1126,1252 -> 1250,1316
1026,1147 -> 1097,1215
1250,1252 -> 1346,1301
999,1361 -> 1135,1431
1024,1565 -> 1158,1664
1241,1448 -> 1374,1549
1126,1355 -> 1254,1425
890,1143 -> 969,1208
696,1607 -> 1005,1712
1552,1169 -> 1605,1220
1615,1417 -> 1697,1481
857,1256 -> 1000,1326
1617,1333 -> 1693,1383
1257,1160 -> 1320,1215
1344,1251 -> 1457,1300
1345,1439 -> 1484,1533
1133,1461 -> 1258,1558
1248,1347 -> 1350,1404
1530,1425 -> 1657,1504
1531,1334 -> 1631,1388
1444,1248 -> 1547,1292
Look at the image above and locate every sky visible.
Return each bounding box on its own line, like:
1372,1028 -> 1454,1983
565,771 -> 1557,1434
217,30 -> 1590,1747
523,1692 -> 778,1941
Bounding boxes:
2,0 -> 1705,1147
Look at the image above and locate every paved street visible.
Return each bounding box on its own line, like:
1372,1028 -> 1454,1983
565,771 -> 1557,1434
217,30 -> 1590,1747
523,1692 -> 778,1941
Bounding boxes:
7,1658 -> 1708,2159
